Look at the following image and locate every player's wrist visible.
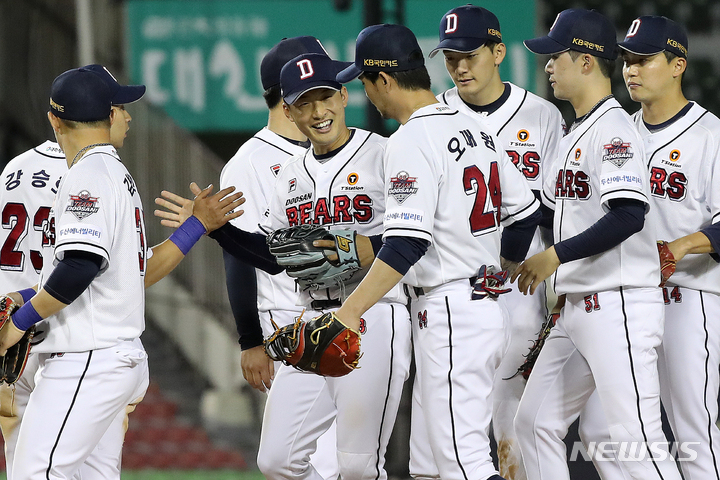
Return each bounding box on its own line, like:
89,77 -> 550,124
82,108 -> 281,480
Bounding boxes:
10,301 -> 42,331
17,288 -> 36,305
168,215 -> 207,255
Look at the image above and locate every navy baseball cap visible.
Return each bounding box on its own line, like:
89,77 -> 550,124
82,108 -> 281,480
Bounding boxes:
524,9 -> 618,60
261,36 -> 328,90
50,68 -> 113,122
280,53 -> 352,105
429,5 -> 502,58
618,16 -> 688,58
337,24 -> 425,83
81,64 -> 146,105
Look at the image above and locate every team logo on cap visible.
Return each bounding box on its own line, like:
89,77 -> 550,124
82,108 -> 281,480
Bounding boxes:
445,13 -> 458,33
602,138 -> 633,168
388,171 -> 418,204
297,59 -> 314,79
626,19 -> 641,37
670,150 -> 681,161
517,130 -> 530,142
66,190 -> 99,220
271,164 -> 281,176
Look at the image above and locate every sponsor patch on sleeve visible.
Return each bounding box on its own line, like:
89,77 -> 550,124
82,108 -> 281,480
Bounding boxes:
384,207 -> 424,225
602,137 -> 633,168
57,223 -> 103,242
66,190 -> 100,220
388,171 -> 418,204
600,172 -> 643,189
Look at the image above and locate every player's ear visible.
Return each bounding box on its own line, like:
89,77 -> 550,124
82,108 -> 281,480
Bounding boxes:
493,43 -> 506,66
378,72 -> 392,92
47,111 -> 61,133
282,102 -> 295,123
340,86 -> 349,108
672,57 -> 687,78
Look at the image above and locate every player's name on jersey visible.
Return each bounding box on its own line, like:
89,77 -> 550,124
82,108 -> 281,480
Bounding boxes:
4,169 -> 61,192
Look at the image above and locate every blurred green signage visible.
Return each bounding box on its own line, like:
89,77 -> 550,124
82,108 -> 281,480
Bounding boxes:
126,0 -> 535,131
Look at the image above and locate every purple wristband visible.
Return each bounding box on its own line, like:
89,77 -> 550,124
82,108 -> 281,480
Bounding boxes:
11,301 -> 42,331
18,288 -> 36,304
169,215 -> 207,255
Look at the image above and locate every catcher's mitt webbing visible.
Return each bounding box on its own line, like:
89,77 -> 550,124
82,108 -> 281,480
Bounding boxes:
656,240 -> 676,288
1,326 -> 35,384
507,312 -> 560,381
267,224 -> 362,290
0,295 -> 35,385
263,312 -> 362,377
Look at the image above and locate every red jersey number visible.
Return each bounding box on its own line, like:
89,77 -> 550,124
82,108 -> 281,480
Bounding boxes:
463,161 -> 501,235
1,202 -> 52,273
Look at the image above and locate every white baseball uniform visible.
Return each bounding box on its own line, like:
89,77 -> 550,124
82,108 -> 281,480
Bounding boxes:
219,127 -> 338,479
381,102 -> 538,480
256,128 -> 412,480
431,83 -> 563,479
12,145 -> 149,479
0,141 -> 65,477
638,103 -> 720,480
514,97 -> 681,480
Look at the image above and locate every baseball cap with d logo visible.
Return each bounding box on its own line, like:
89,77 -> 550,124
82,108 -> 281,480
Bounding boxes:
280,53 -> 352,105
429,5 -> 502,58
524,8 -> 618,60
618,16 -> 688,58
336,24 -> 425,83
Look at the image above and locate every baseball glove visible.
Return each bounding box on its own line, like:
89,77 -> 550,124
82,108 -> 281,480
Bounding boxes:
471,265 -> 512,300
657,240 -> 676,288
508,312 -> 560,381
267,224 -> 362,290
264,311 -> 362,377
0,295 -> 35,385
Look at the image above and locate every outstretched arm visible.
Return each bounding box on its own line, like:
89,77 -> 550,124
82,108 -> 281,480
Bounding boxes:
146,184 -> 245,288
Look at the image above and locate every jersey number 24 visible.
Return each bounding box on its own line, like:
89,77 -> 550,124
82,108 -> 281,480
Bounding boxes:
463,161 -> 501,235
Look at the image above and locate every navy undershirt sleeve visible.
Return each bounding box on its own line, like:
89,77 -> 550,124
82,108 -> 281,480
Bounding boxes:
501,207 -> 542,262
701,222 -> 720,263
554,199 -> 646,263
376,236 -> 430,275
208,223 -> 283,274
44,250 -> 103,304
222,250 -> 265,350
369,234 -> 384,256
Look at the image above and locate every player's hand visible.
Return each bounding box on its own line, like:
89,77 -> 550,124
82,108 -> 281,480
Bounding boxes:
313,234 -> 375,267
0,320 -> 25,356
332,307 -> 362,333
241,345 -> 275,392
500,256 -> 521,278
511,247 -> 561,295
154,189 -> 194,228
191,184 -> 245,233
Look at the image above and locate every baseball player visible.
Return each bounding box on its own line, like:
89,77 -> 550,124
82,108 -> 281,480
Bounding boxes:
0,66 -> 243,479
0,64 -> 154,479
618,16 -> 720,480
333,24 -> 540,480
217,36 -> 338,480
0,141 -> 66,477
156,51 -> 412,480
511,9 -> 682,480
425,6 -> 564,479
